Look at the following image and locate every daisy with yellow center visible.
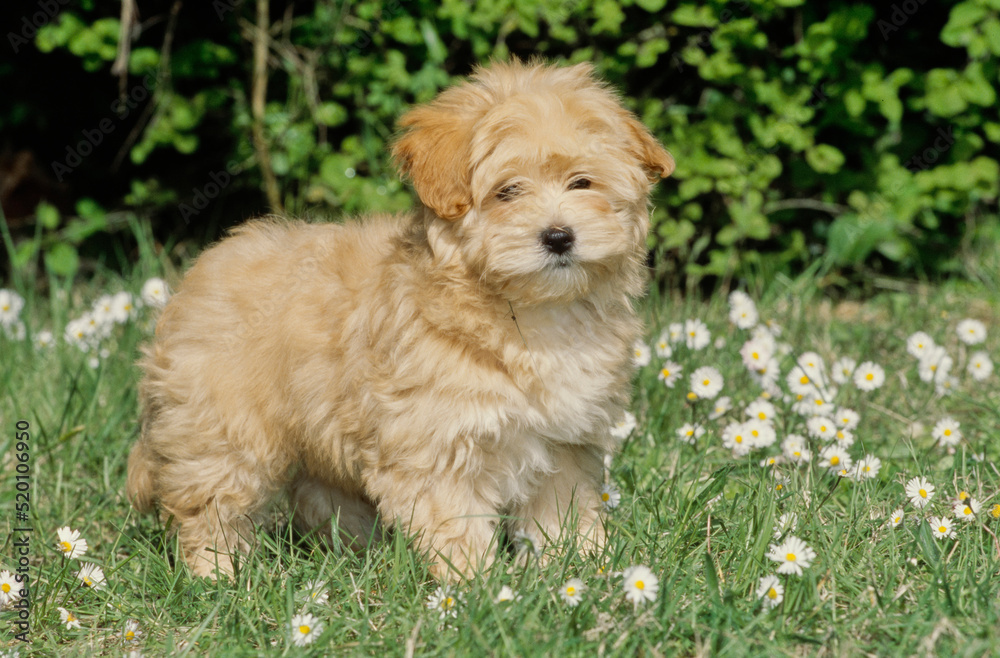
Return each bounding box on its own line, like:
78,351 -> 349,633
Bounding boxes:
632,341 -> 651,367
56,526 -> 88,560
290,611 -> 323,645
904,476 -> 935,509
559,578 -> 586,607
76,563 -> 105,590
767,536 -> 816,576
600,483 -> 621,510
623,565 -> 659,608
0,570 -> 20,606
930,516 -> 956,540
932,417 -> 962,447
853,361 -> 885,391
953,497 -> 981,521
658,361 -> 682,388
755,574 -> 784,608
889,508 -> 904,528
58,607 -> 81,630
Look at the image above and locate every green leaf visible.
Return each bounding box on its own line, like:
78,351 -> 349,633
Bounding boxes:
316,102 -> 348,126
36,202 -> 60,230
914,520 -> 941,568
44,242 -> 80,277
805,144 -> 845,174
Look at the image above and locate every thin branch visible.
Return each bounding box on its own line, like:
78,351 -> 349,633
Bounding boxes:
111,0 -> 139,91
111,0 -> 182,173
251,0 -> 284,213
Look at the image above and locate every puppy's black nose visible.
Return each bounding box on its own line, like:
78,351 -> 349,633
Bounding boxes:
541,227 -> 575,255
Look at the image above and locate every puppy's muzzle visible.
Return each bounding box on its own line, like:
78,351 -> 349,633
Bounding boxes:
540,226 -> 575,255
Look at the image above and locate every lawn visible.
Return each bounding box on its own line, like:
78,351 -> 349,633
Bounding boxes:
2,230 -> 1000,656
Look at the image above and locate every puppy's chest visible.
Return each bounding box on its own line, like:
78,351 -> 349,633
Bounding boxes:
507,313 -> 629,440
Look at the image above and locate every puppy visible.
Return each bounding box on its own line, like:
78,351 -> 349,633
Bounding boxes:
127,59 -> 674,580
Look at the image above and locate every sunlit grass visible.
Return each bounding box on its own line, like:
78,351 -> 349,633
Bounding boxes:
2,240 -> 1000,656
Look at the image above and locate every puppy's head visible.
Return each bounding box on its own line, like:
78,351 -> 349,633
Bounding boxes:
392,60 -> 674,304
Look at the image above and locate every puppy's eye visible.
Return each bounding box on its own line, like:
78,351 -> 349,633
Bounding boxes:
496,184 -> 522,202
568,178 -> 591,191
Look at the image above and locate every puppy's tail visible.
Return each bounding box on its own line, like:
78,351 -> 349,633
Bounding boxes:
126,440 -> 158,514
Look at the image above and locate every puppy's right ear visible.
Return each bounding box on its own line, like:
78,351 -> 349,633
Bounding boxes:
392,88 -> 482,221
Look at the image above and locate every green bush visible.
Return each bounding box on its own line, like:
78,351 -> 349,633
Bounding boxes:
4,0 -> 999,284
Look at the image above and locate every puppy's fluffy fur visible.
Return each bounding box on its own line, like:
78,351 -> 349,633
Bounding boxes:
127,60 -> 673,580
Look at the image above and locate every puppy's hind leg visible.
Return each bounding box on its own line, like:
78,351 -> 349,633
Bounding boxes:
156,447 -> 288,579
290,477 -> 382,551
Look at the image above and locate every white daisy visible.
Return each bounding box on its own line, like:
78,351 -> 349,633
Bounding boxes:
298,579 -> 330,605
653,331 -> 673,358
781,434 -> 812,464
56,527 -> 88,560
773,512 -> 798,538
426,586 -> 460,618
889,508 -> 904,528
834,407 -> 860,431
0,571 -> 21,606
918,346 -> 952,383
755,574 -> 783,608
690,366 -> 724,399
745,399 -> 777,423
121,619 -> 141,644
830,357 -> 857,385
600,483 -> 621,510
904,476 -> 935,509
290,611 -> 323,646
676,423 -> 704,445
906,331 -> 935,359
728,292 -> 758,329
141,277 -> 169,308
956,318 -> 987,345
494,585 -> 520,603
786,366 -> 817,396
683,318 -> 711,350
967,351 -> 993,381
632,341 -> 651,367
33,329 -> 54,350
708,396 -> 732,420
805,416 -> 837,441
819,445 -> 852,473
0,289 -> 25,327
658,361 -> 683,388
110,291 -> 138,324
953,497 -> 981,521
745,418 -> 776,448
853,455 -> 881,480
622,565 -> 659,607
853,362 -> 885,391
766,535 -> 817,576
832,428 -> 854,448
796,352 -> 827,382
722,422 -> 752,456
932,417 -> 962,447
666,322 -> 684,343
929,516 -> 956,540
58,607 -> 81,630
558,578 -> 585,607
610,411 -> 637,440
740,337 -> 775,372
76,563 -> 105,590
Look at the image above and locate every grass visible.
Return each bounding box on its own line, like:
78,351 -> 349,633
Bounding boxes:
3,232 -> 1000,656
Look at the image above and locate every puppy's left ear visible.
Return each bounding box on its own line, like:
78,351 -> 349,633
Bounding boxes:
392,89 -> 481,220
623,115 -> 675,181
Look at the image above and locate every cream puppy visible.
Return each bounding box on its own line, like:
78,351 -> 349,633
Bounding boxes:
127,59 -> 674,580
